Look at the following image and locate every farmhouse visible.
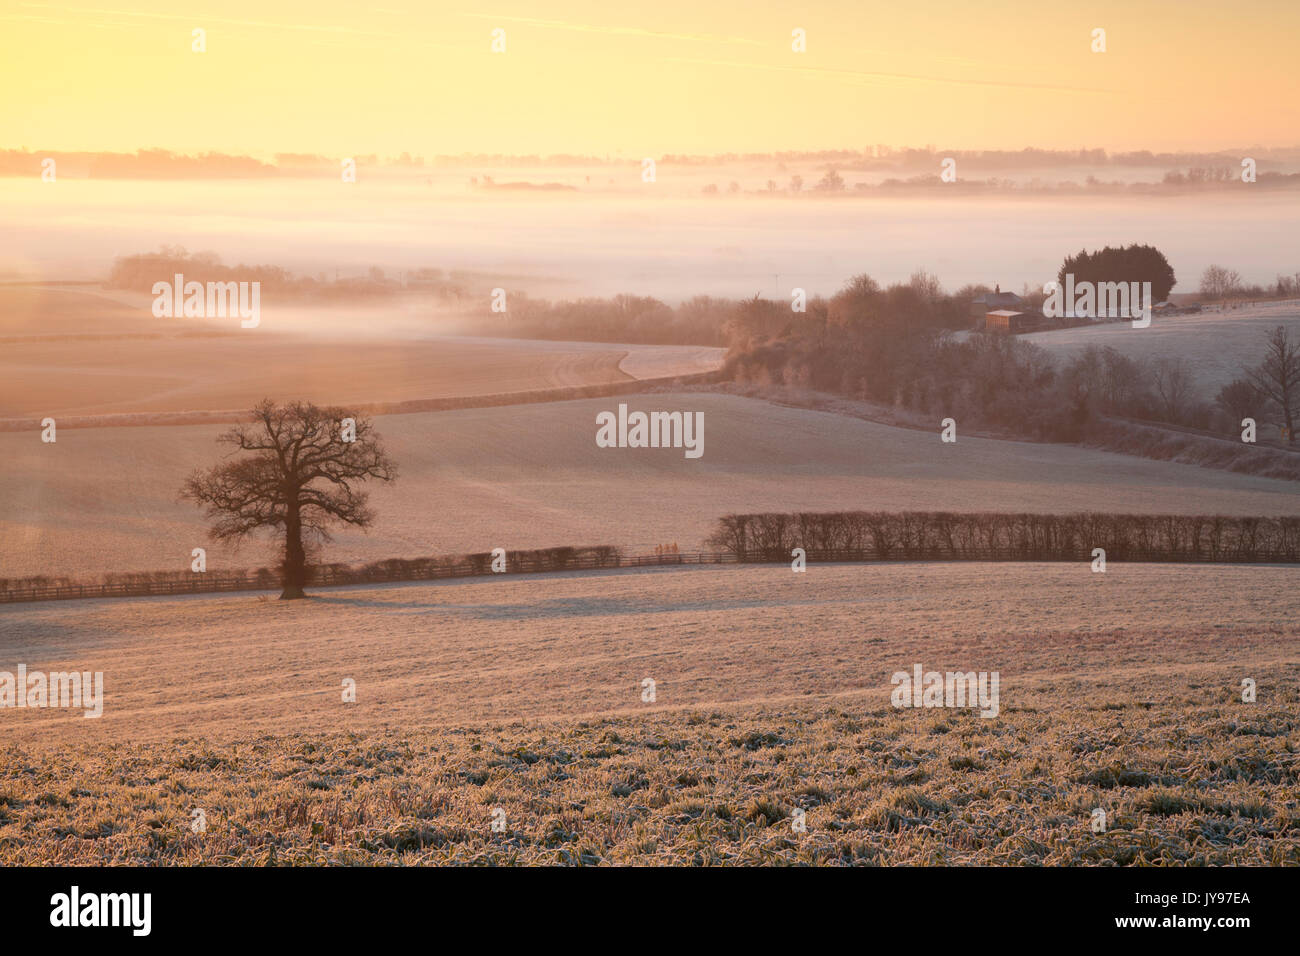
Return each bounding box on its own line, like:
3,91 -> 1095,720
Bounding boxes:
969,287 -> 1023,320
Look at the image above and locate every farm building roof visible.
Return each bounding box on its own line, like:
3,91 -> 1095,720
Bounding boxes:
974,291 -> 1024,307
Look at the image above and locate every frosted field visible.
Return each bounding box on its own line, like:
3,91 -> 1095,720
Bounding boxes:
1021,302 -> 1300,393
2,392 -> 1299,579
1,562 -> 1296,746
0,287 -> 724,421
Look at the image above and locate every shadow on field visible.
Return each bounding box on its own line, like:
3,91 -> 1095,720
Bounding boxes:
309,591 -> 787,619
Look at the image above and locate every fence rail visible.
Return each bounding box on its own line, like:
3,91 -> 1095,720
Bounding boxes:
2,547 -> 1297,605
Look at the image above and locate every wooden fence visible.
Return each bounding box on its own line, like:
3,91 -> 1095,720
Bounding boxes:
2,547 -> 1296,605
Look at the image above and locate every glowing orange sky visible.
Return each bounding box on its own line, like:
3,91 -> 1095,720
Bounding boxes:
3,0 -> 1297,156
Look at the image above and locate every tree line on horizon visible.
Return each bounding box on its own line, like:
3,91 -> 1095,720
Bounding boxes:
107,247 -> 472,302
9,145 -> 1300,177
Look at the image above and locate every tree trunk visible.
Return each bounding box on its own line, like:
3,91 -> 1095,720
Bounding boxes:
281,503 -> 307,599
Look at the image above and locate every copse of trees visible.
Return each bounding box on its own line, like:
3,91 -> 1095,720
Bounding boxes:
1057,244 -> 1176,303
718,263 -> 1300,444
815,169 -> 846,192
1201,267 -> 1300,300
707,511 -> 1300,562
720,270 -> 1226,440
1201,264 -> 1244,300
110,247 -> 295,292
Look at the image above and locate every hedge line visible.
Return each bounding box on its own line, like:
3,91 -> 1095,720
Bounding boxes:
707,511 -> 1300,562
0,545 -> 624,593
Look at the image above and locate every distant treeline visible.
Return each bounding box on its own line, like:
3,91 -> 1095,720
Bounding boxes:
105,248 -> 740,342
106,247 -> 736,342
707,511 -> 1300,562
707,171 -> 1300,197
664,146 -> 1300,171
494,293 -> 732,345
0,148 -> 277,178
8,146 -> 1299,183
107,248 -> 469,301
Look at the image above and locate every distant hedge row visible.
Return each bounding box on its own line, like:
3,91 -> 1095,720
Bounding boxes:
311,545 -> 623,582
707,511 -> 1300,562
0,546 -> 624,594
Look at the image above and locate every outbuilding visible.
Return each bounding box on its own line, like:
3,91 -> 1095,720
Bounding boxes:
985,310 -> 1029,334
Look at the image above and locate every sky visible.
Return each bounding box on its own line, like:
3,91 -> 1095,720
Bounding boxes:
2,0 -> 1298,157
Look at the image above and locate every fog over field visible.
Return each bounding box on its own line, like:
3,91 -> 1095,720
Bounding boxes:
0,287 -> 726,420
3,176 -> 1298,300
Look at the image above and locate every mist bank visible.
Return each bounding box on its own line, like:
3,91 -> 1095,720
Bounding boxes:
3,179 -> 1298,300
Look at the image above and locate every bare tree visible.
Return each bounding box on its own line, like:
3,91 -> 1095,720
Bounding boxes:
182,400 -> 397,598
1151,356 -> 1194,422
908,269 -> 944,304
1099,346 -> 1143,410
815,169 -> 845,192
1246,326 -> 1300,443
1200,264 -> 1241,300
1215,378 -> 1259,425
